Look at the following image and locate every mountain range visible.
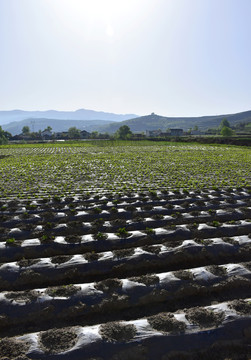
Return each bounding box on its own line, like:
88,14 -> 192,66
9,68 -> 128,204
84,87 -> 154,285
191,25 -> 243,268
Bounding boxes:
3,118 -> 115,136
97,111 -> 251,133
1,109 -> 251,135
0,109 -> 138,126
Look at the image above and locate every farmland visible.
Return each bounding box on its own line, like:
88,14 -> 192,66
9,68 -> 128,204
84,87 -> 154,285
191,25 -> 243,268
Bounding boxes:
0,141 -> 251,359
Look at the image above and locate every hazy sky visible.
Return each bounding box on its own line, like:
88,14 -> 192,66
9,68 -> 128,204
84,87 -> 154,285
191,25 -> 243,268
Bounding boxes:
0,0 -> 251,116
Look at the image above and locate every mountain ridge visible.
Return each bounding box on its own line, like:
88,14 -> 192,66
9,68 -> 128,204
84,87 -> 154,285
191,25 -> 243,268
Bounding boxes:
2,118 -> 114,136
96,110 -> 251,133
2,109 -> 251,135
0,109 -> 139,125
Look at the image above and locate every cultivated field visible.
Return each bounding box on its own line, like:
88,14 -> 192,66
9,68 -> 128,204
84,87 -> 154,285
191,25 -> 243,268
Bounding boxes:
0,141 -> 251,359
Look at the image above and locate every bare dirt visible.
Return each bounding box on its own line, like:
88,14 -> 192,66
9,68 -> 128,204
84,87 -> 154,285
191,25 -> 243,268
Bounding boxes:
130,274 -> 160,286
5,290 -> 39,303
148,312 -> 186,333
0,338 -> 30,360
229,299 -> 251,314
99,321 -> 137,342
94,278 -> 123,293
45,284 -> 80,297
39,327 -> 78,354
185,307 -> 225,328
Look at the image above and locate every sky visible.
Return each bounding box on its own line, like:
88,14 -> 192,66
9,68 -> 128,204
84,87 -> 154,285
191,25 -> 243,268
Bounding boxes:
0,0 -> 251,117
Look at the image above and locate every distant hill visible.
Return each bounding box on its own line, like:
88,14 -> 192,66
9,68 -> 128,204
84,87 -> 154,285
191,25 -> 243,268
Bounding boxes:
2,109 -> 251,136
0,109 -> 138,126
2,118 -> 114,136
97,111 -> 251,133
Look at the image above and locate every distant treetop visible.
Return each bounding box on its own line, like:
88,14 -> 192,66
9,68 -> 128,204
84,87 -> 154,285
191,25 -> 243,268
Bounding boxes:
220,118 -> 230,129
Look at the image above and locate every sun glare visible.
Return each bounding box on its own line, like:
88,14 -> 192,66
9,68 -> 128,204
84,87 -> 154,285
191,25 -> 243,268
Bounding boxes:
51,0 -> 138,22
48,0 -> 148,39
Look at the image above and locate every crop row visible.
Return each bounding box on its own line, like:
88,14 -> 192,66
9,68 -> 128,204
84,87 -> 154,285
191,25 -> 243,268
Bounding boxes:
0,299 -> 250,359
0,143 -> 250,198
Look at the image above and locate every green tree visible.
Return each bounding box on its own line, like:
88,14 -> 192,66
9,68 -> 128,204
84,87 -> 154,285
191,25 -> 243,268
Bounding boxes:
2,130 -> 11,139
44,126 -> 52,132
90,131 -> 99,139
221,126 -> 234,137
68,127 -> 81,139
22,126 -> 30,135
220,118 -> 230,129
0,126 -> 8,144
115,125 -> 132,140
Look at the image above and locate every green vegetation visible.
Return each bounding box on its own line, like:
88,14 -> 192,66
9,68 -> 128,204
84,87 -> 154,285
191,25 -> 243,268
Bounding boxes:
94,232 -> 108,240
115,125 -> 132,140
22,126 -> 30,135
221,126 -> 234,137
145,227 -> 155,235
220,118 -> 230,129
0,126 -> 9,145
68,127 -> 81,139
0,142 -> 250,199
116,227 -> 130,237
5,238 -> 16,245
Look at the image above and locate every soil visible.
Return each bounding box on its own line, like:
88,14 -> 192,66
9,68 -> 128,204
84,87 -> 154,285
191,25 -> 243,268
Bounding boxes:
130,274 -> 159,286
85,252 -> 100,262
111,219 -> 127,227
185,307 -> 224,328
94,278 -> 122,293
229,299 -> 251,314
163,239 -> 183,248
65,235 -> 81,243
206,265 -> 227,277
173,270 -> 193,280
17,258 -> 40,268
223,237 -> 240,246
0,338 -> 30,359
148,312 -> 186,333
50,255 -> 73,264
39,327 -> 78,354
141,245 -> 161,254
5,290 -> 39,303
99,321 -> 137,342
45,284 -> 80,297
243,261 -> 251,271
113,248 -> 135,258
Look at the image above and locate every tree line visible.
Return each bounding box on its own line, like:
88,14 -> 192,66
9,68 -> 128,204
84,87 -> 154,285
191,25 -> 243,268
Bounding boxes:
0,118 -> 244,144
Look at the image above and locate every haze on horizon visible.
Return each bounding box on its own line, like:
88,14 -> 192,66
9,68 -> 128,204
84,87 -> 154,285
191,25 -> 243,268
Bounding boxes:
0,0 -> 251,117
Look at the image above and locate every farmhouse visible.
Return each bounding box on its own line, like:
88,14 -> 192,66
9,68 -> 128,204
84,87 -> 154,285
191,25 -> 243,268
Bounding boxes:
80,130 -> 90,139
146,129 -> 162,137
188,130 -> 205,135
41,129 -> 53,139
146,129 -> 184,137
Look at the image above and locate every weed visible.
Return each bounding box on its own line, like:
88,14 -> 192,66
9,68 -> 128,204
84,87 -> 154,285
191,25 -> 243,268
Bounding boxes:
94,232 -> 108,241
5,238 -> 16,246
116,227 -> 130,237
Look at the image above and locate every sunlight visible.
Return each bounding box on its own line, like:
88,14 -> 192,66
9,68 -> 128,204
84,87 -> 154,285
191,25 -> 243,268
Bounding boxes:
47,0 -> 151,40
